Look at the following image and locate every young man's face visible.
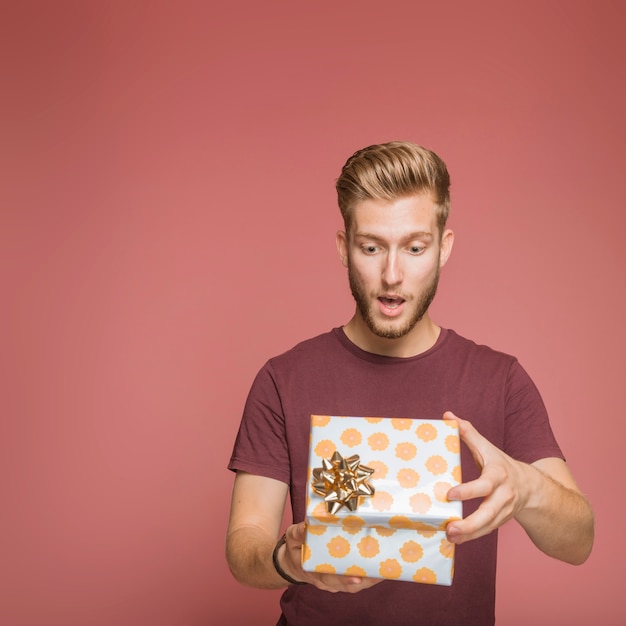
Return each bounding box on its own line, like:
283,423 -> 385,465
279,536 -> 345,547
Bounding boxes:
336,194 -> 453,342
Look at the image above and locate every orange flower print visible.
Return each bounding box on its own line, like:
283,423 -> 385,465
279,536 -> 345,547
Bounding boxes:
438,515 -> 461,531
315,563 -> 336,574
370,491 -> 393,511
395,441 -> 417,461
389,515 -> 415,530
312,502 -> 339,523
391,418 -> 412,431
397,468 -> 420,488
379,558 -> 402,579
439,538 -> 455,559
442,419 -> 458,430
416,527 -> 437,538
399,540 -> 424,563
302,543 -> 312,562
409,492 -> 432,514
452,464 -> 462,483
374,526 -> 396,537
433,481 -> 453,503
314,439 -> 336,458
342,515 -> 365,535
413,567 -> 437,584
416,423 -> 437,442
367,432 -> 389,451
311,415 -> 330,427
368,460 -> 389,480
307,524 -> 327,536
425,455 -> 448,475
357,535 -> 380,558
365,417 -> 383,423
445,434 -> 460,454
345,565 -> 367,577
327,535 -> 351,558
340,427 -> 362,448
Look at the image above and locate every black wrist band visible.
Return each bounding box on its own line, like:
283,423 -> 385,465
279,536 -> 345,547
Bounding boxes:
272,533 -> 306,585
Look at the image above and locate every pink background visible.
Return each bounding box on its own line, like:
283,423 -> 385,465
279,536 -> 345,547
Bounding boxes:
2,1 -> 625,624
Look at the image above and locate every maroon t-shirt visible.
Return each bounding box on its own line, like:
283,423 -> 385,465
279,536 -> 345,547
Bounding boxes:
229,328 -> 563,626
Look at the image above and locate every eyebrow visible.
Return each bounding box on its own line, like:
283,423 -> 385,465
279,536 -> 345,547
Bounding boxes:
354,231 -> 435,243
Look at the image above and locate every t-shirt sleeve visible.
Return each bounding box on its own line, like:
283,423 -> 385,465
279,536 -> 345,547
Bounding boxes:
503,360 -> 564,464
227,361 -> 291,485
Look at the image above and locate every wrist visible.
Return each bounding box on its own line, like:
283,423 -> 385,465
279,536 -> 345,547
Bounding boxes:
515,462 -> 548,520
272,533 -> 306,586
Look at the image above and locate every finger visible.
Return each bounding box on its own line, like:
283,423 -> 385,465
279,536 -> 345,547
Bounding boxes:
446,501 -> 502,544
455,416 -> 481,450
455,416 -> 492,471
290,521 -> 306,544
447,472 -> 517,544
447,474 -> 494,502
443,412 -> 479,449
316,573 -> 381,593
339,577 -> 382,593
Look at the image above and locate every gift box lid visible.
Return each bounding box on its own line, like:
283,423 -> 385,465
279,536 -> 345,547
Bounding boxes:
306,415 -> 463,529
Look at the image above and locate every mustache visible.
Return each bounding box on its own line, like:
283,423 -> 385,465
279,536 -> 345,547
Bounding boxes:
373,292 -> 413,301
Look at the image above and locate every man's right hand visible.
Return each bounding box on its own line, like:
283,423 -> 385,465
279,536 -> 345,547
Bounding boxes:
279,522 -> 383,593
226,472 -> 382,592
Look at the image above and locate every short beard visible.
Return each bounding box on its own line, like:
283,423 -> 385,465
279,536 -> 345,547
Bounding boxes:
348,262 -> 440,340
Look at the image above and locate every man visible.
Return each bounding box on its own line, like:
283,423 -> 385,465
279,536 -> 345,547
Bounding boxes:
226,141 -> 593,625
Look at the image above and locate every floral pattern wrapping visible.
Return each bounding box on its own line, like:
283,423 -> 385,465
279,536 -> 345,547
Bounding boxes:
303,415 -> 463,586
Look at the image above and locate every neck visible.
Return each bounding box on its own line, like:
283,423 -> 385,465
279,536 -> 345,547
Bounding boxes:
342,312 -> 441,358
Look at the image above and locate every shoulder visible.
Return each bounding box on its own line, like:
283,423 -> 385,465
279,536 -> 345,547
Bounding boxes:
437,329 -> 525,387
266,328 -> 343,369
442,328 -> 517,364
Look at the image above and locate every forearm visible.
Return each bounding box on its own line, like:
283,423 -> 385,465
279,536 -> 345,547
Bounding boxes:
228,521 -> 383,594
226,525 -> 287,589
516,464 -> 594,565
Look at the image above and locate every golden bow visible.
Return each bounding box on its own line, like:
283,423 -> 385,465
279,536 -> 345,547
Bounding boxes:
311,451 -> 375,515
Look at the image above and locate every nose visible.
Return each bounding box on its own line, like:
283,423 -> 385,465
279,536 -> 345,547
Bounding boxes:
382,250 -> 402,287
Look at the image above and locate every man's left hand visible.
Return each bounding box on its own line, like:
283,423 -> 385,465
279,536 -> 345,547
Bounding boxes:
444,411 -> 535,544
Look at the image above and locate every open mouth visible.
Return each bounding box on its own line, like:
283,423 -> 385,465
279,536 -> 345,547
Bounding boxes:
378,296 -> 405,314
379,296 -> 403,308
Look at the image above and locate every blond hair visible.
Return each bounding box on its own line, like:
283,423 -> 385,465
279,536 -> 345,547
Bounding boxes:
336,141 -> 450,235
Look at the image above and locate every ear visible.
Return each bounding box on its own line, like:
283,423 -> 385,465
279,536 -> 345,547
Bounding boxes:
336,230 -> 349,267
439,229 -> 454,268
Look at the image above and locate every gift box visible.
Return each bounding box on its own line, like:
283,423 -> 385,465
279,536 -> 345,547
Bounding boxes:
303,415 -> 463,585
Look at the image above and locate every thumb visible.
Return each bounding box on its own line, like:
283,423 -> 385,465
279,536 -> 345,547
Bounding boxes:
290,521 -> 306,544
444,412 -> 485,470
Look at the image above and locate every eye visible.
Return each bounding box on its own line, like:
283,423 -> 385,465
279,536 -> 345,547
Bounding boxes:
408,245 -> 425,255
362,245 -> 380,255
